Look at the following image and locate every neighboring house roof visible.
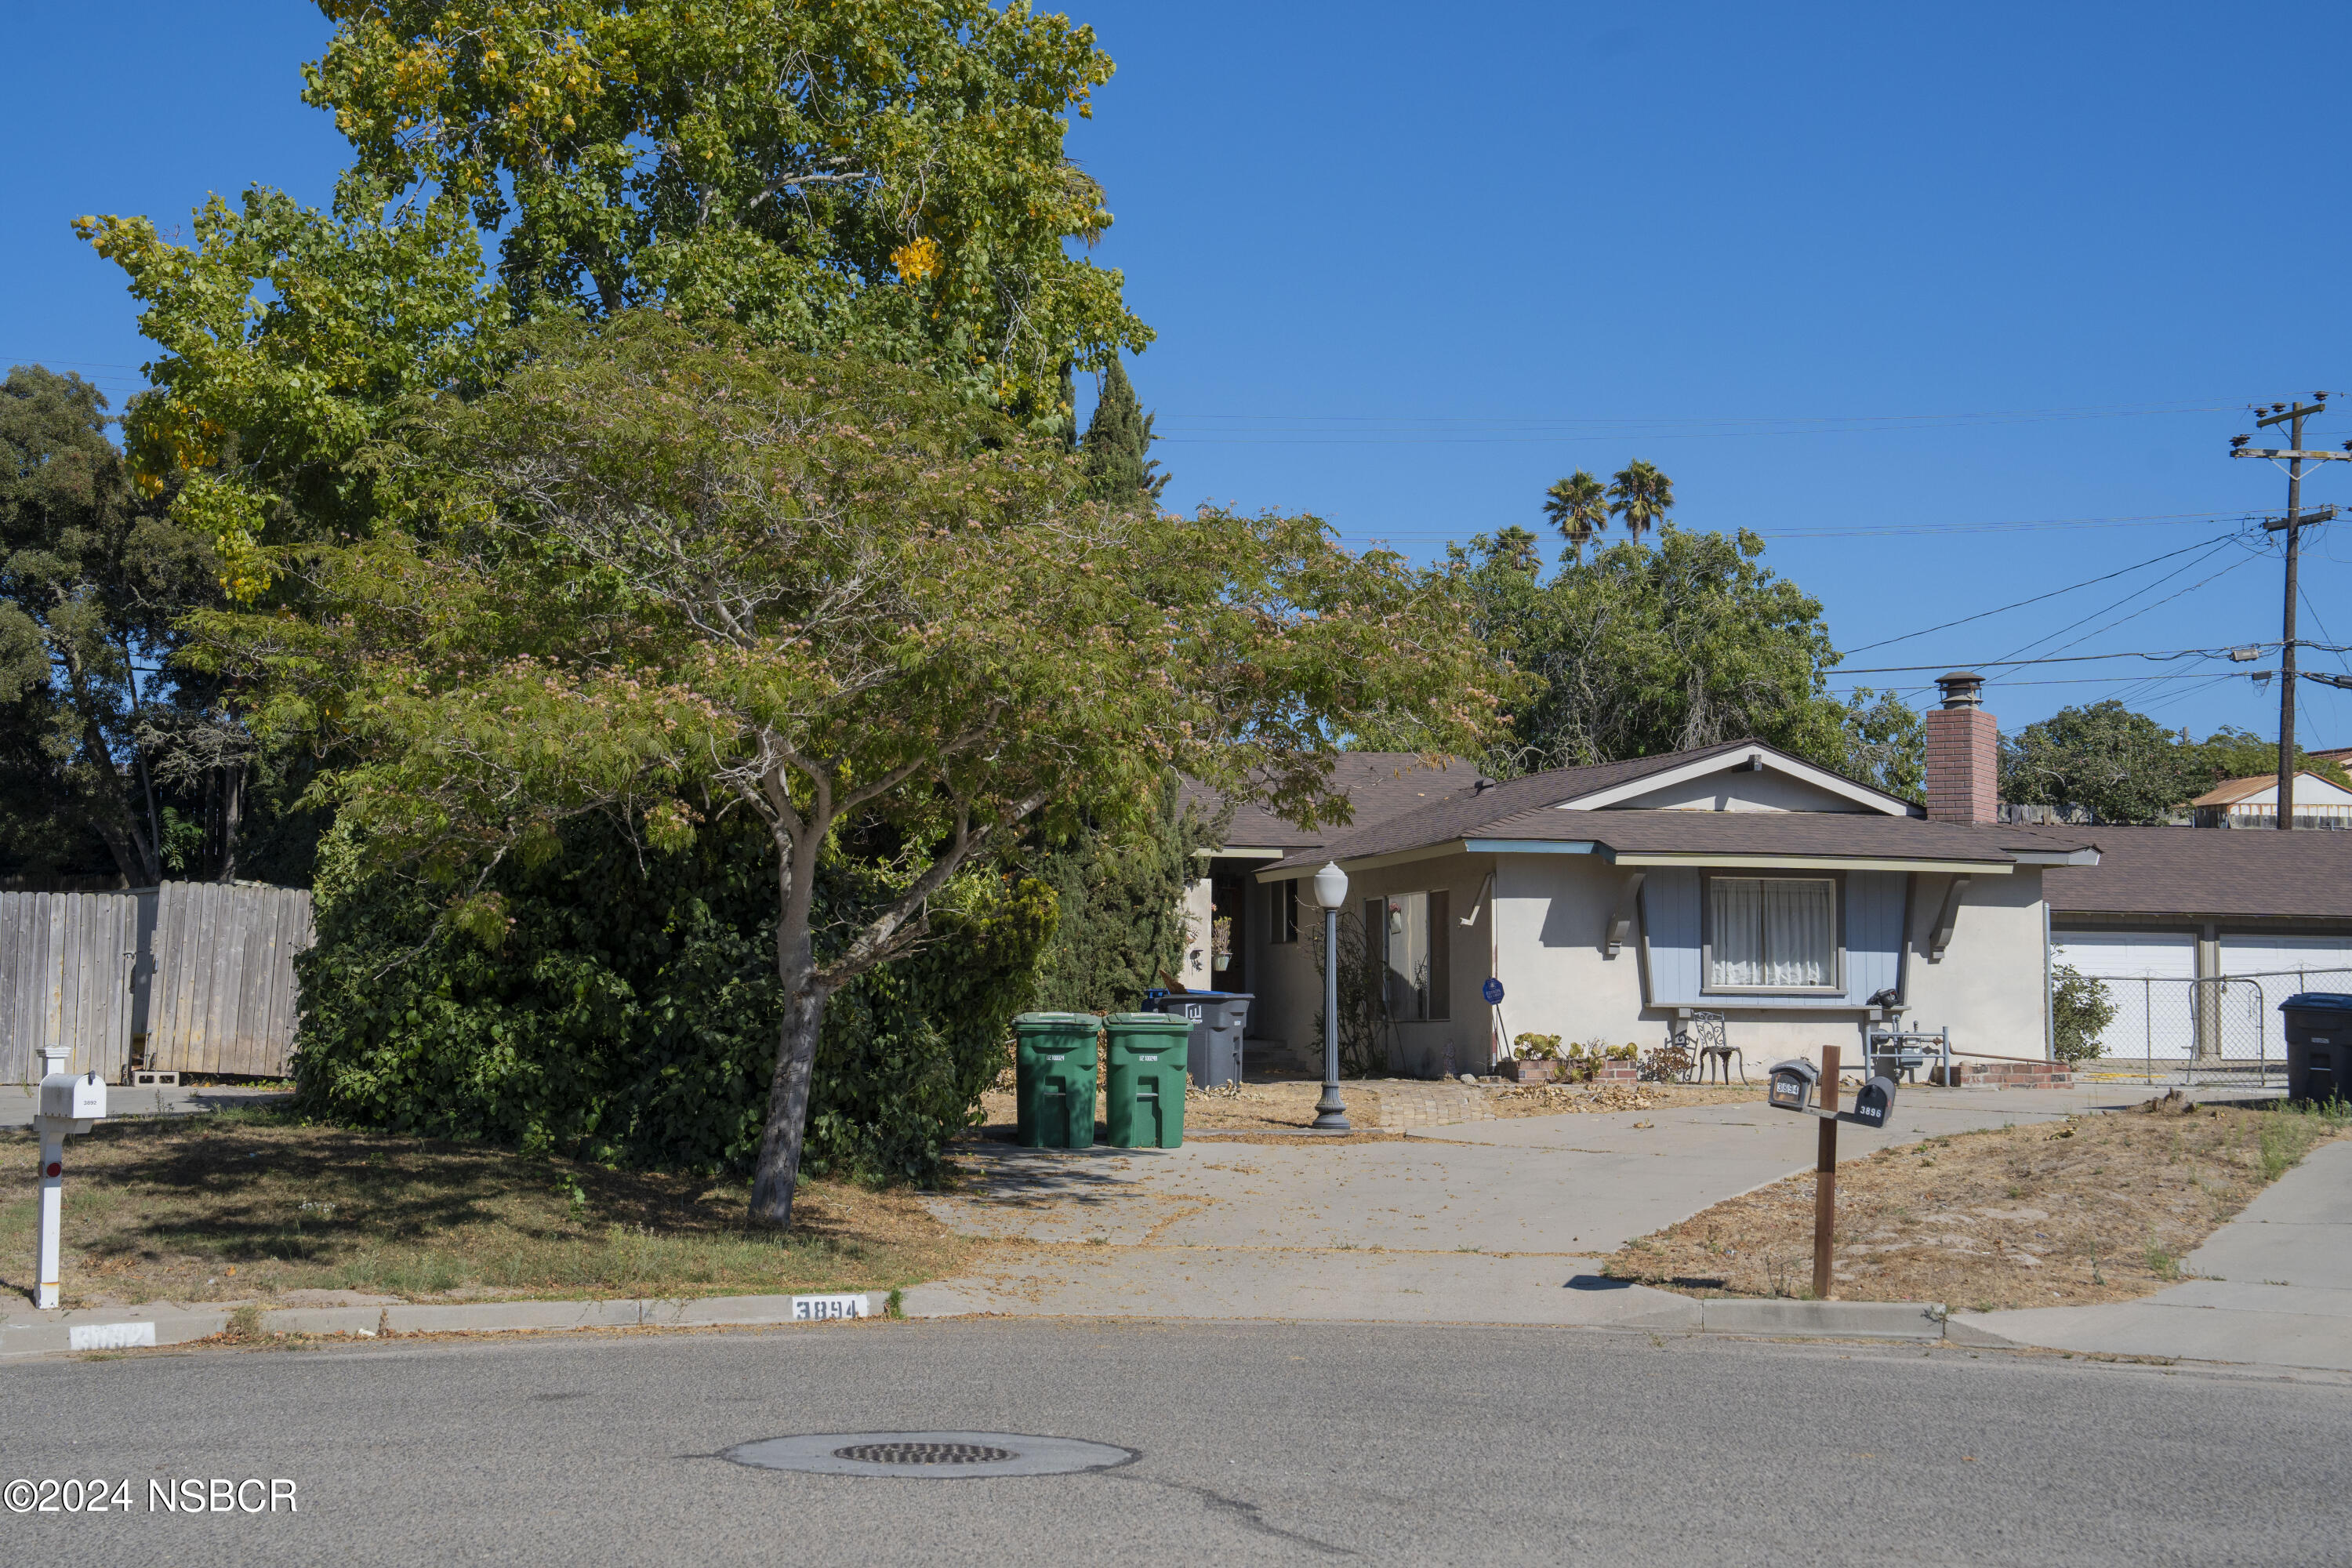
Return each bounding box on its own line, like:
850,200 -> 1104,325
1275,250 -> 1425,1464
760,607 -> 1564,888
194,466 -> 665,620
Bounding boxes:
2191,771 -> 2352,808
1258,739 -> 2030,875
1187,753 -> 1481,852
2046,826 -> 2352,921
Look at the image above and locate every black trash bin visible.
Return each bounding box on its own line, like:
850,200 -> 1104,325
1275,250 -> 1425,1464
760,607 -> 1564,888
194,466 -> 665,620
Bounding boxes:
1146,991 -> 1254,1089
2278,992 -> 2352,1105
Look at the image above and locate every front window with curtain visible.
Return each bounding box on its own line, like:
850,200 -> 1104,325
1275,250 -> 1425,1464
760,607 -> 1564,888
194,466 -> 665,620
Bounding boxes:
1707,876 -> 1838,991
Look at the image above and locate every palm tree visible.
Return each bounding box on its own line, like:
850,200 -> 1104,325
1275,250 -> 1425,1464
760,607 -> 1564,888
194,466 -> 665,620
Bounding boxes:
1607,459 -> 1674,541
1542,470 -> 1609,564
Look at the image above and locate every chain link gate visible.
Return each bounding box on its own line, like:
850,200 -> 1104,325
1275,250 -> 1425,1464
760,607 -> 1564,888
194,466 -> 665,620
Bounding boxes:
2076,973 -> 2281,1087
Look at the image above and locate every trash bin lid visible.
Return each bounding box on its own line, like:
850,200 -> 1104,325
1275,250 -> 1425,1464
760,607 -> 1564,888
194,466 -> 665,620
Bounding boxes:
2281,993 -> 2352,1013
1105,1012 -> 1194,1028
1013,1012 -> 1102,1027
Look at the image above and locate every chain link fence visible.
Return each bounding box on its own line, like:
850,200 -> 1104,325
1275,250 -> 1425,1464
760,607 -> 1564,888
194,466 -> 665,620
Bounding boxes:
2076,967 -> 2352,1086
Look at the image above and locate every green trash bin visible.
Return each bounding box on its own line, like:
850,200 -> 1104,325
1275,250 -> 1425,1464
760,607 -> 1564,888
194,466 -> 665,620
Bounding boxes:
1103,1013 -> 1194,1149
1014,1013 -> 1100,1149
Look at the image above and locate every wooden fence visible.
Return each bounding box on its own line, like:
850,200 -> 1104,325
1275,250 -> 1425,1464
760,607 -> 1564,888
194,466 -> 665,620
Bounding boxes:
0,882 -> 313,1083
145,882 -> 316,1080
0,890 -> 147,1084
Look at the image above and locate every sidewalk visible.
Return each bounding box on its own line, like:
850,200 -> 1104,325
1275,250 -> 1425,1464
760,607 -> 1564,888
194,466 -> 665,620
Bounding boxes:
0,1083 -> 292,1130
1955,1138 -> 2352,1370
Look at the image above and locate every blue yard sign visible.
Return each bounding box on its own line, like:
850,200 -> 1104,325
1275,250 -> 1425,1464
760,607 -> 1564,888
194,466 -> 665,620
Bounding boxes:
1482,978 -> 1505,1006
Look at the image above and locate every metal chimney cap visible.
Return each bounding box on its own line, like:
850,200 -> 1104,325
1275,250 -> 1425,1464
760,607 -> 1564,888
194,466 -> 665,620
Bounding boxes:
1934,671 -> 1986,709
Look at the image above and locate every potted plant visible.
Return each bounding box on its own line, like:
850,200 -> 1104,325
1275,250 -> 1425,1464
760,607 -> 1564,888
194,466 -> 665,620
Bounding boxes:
1507,1033 -> 1563,1082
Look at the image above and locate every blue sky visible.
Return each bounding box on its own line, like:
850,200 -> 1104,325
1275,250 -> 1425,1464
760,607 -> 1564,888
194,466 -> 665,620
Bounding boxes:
9,2 -> 2352,742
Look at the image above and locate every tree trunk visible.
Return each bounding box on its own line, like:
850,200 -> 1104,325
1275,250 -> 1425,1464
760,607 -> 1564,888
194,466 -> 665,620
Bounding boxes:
217,762 -> 245,883
749,978 -> 829,1227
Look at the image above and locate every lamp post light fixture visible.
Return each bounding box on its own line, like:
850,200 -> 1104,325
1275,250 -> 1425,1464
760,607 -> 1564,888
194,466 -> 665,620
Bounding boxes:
1312,861 -> 1351,1130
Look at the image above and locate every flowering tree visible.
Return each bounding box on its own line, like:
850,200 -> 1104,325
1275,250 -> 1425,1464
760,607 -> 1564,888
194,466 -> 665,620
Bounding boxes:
220,314 -> 1499,1225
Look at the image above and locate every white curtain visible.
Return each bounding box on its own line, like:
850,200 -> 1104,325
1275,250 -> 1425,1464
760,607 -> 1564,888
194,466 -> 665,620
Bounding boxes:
1711,877 -> 1833,988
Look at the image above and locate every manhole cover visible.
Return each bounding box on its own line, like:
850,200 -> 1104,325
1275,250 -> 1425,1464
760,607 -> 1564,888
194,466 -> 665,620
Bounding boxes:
833,1442 -> 1014,1465
724,1431 -> 1135,1479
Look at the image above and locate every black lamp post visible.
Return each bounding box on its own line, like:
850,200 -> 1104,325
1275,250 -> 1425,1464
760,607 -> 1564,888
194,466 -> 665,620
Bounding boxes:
1312,861 -> 1351,1130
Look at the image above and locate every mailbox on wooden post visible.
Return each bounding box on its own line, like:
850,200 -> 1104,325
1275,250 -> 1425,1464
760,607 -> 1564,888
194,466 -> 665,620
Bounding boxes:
1766,1058 -> 1819,1113
31,1044 -> 108,1309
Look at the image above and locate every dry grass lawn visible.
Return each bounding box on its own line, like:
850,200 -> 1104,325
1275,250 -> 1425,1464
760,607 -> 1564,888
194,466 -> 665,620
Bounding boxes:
1600,1092 -> 2351,1311
0,1108 -> 976,1310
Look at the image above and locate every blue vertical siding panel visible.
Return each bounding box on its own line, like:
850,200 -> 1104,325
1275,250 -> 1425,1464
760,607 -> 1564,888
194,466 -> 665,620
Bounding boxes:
1637,864 -> 1910,1011
1642,867 -> 1701,1005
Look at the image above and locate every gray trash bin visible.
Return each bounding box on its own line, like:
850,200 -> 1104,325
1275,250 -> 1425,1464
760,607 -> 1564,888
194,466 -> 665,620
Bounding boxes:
2279,992 -> 2352,1105
1148,991 -> 1254,1089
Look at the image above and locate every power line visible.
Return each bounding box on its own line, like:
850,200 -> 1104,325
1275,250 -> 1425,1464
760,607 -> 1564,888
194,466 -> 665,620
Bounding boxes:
1835,646 -> 2261,675
1841,538 -> 2238,655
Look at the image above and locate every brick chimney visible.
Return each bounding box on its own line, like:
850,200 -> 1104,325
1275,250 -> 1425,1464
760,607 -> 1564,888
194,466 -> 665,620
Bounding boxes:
1925,671 -> 1998,824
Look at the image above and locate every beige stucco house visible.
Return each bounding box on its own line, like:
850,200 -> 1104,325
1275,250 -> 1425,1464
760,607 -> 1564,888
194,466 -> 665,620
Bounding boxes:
1189,673 -> 2100,1080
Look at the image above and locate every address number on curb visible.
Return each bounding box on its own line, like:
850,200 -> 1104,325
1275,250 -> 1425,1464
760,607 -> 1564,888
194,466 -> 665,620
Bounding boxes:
792,1294 -> 869,1322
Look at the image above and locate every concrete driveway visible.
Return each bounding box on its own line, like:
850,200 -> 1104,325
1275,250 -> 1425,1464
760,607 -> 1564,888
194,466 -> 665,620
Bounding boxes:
908,1084 -> 2123,1325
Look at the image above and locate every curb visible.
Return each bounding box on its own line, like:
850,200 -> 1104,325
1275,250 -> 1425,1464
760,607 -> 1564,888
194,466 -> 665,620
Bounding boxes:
1693,1299 -> 1953,1341
0,1292 -> 888,1361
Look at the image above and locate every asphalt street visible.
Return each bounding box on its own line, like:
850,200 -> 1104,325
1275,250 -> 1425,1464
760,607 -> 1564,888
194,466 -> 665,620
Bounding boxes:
2,1319 -> 2347,1565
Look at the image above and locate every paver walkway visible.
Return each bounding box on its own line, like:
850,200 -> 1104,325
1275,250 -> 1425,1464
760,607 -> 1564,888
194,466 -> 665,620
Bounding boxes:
1959,1137 -> 2352,1370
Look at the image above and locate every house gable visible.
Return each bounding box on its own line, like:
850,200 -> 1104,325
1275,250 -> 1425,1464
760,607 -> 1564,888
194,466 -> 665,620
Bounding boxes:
1552,745 -> 1919,818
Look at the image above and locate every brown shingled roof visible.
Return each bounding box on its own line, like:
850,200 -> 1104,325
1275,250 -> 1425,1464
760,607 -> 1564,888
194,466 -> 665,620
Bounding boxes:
1267,805 -> 2092,872
2046,825 -> 2352,920
1248,741 -> 1758,866
1183,753 -> 1482,851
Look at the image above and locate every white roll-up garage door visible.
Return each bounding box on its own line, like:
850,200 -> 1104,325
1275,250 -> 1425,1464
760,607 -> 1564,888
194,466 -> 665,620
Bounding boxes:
2220,935 -> 2352,1058
2050,930 -> 2198,1060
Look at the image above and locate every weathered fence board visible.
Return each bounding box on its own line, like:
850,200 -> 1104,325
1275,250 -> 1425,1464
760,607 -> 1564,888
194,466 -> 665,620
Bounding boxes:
0,891 -> 143,1084
145,882 -> 315,1079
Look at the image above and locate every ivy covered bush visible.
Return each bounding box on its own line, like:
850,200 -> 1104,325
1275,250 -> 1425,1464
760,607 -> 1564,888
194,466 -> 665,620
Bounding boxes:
292,816 -> 1054,1185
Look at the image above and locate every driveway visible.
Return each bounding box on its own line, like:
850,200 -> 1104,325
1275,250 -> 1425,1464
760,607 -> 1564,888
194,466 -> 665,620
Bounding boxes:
908,1084 -> 2122,1325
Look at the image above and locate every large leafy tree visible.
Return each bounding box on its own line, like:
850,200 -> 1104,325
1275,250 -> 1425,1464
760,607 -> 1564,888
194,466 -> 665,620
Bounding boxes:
220,316 -> 1499,1225
0,368 -> 220,884
2002,703 -> 2351,823
306,0 -> 1145,416
1450,524 -> 1918,788
80,0 -> 1150,587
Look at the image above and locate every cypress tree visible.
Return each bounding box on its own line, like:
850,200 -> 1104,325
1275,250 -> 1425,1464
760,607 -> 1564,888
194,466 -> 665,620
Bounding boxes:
1080,358 -> 1171,505
1029,773 -> 1223,1013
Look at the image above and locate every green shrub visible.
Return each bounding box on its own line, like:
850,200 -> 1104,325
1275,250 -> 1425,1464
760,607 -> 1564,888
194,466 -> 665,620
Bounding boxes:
2050,964 -> 2115,1065
292,816 -> 1053,1185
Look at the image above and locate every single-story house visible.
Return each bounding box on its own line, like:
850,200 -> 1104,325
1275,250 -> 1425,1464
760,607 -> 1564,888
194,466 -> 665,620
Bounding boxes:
2189,770 -> 2352,829
1198,672 -> 2100,1080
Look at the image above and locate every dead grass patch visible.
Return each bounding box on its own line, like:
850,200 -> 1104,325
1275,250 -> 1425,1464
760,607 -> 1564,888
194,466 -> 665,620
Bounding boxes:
0,1108 -> 976,1309
1599,1092 -> 2352,1310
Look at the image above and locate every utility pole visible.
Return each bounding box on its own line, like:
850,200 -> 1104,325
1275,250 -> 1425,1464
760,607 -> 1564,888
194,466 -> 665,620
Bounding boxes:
2232,396 -> 2350,829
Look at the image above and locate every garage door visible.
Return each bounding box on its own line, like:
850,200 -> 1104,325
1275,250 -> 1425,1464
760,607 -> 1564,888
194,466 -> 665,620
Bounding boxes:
2050,930 -> 2197,1060
2220,935 -> 2352,1058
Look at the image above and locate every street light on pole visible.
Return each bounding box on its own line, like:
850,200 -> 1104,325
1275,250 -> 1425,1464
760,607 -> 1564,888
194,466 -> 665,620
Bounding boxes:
1312,861 -> 1351,1131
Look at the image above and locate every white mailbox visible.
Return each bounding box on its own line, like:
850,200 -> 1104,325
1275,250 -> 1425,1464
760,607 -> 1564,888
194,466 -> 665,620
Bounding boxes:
31,1047 -> 107,1308
40,1069 -> 107,1123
